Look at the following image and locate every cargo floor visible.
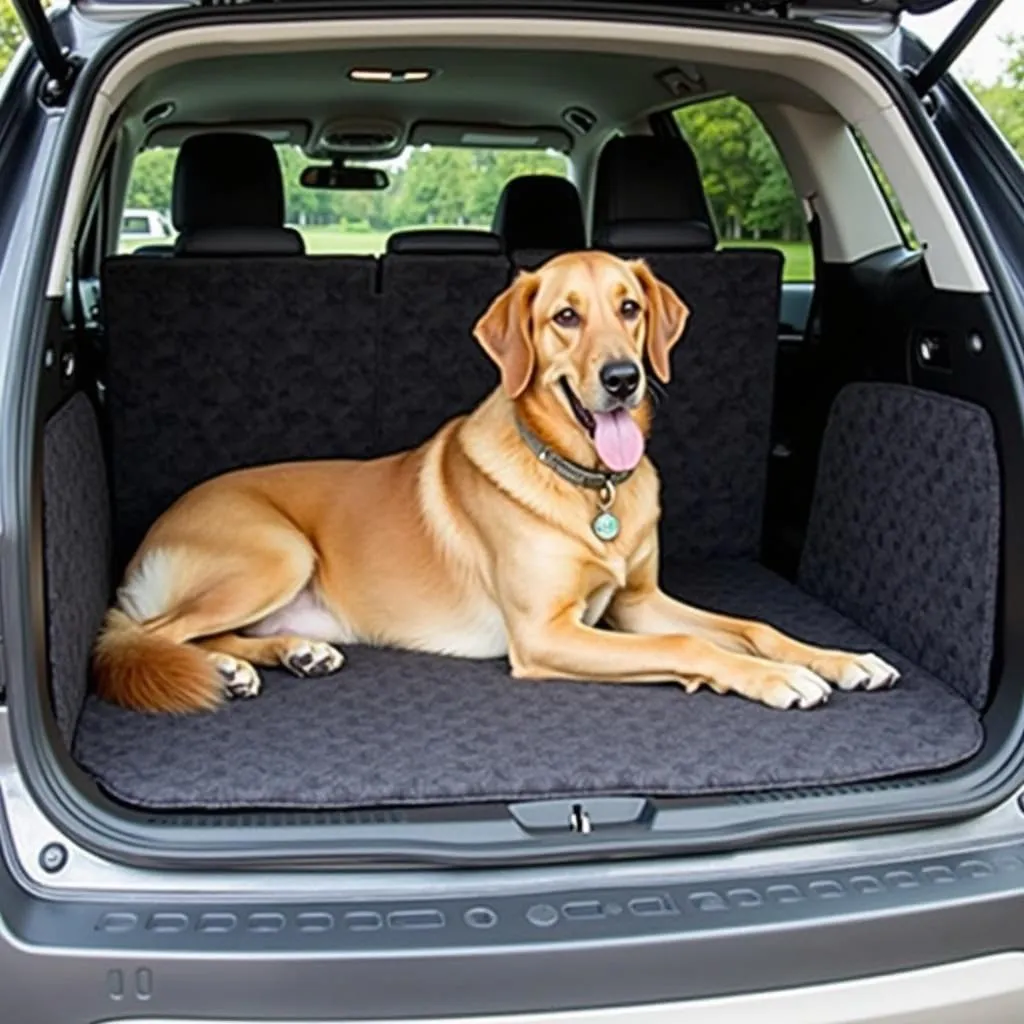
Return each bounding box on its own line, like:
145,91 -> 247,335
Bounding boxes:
72,561 -> 983,810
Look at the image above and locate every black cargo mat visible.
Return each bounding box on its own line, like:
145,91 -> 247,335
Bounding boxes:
72,562 -> 983,810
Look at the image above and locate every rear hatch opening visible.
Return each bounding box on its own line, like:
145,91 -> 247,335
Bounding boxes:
5,0 -> 1023,868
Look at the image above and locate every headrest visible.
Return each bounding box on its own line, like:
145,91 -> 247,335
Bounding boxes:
172,132 -> 287,233
492,175 -> 586,254
592,136 -> 717,252
386,229 -> 504,255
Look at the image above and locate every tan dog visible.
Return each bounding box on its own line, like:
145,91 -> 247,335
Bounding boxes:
94,251 -> 899,713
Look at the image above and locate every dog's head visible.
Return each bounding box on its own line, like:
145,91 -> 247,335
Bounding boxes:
473,251 -> 690,472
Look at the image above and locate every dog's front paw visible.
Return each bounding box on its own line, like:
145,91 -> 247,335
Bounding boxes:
757,665 -> 832,709
819,651 -> 900,692
727,663 -> 832,710
210,654 -> 262,700
283,640 -> 345,678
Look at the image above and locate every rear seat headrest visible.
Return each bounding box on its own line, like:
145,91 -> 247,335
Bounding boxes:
171,132 -> 304,256
592,136 -> 717,253
386,229 -> 504,255
492,175 -> 586,254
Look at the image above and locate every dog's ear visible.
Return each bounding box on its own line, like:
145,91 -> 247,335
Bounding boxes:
473,271 -> 540,399
630,260 -> 690,383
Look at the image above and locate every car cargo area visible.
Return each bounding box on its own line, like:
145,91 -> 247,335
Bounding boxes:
44,241 -> 997,812
31,40 -> 1009,820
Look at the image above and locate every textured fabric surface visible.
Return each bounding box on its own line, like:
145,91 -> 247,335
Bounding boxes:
43,395 -> 111,745
102,250 -> 779,566
375,254 -> 508,454
73,561 -> 981,810
103,257 -> 380,566
799,383 -> 1000,709
645,249 -> 783,562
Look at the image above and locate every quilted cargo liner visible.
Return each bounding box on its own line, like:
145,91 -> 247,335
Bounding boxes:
72,560 -> 982,810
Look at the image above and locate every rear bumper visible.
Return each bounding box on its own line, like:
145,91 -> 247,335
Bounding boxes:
5,814 -> 1024,1022
101,955 -> 1024,1023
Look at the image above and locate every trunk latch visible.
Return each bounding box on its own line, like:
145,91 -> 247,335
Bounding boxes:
568,804 -> 592,834
509,797 -> 651,835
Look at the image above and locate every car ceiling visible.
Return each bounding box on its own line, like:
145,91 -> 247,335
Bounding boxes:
124,45 -> 834,153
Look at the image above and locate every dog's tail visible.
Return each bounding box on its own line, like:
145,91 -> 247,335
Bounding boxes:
92,609 -> 222,713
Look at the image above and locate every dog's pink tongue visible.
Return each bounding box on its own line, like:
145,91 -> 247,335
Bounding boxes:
593,409 -> 645,472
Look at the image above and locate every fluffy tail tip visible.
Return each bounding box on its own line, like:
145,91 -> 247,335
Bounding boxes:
92,609 -> 222,713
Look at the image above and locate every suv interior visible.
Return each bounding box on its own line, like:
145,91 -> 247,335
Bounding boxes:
2,0 -> 1024,1017
37,23 -> 1010,833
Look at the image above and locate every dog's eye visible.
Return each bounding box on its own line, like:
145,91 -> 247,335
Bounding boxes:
554,307 -> 581,328
621,299 -> 641,321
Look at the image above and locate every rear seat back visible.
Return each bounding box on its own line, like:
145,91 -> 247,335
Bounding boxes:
105,137 -> 785,570
376,230 -> 510,453
103,256 -> 379,565
593,135 -> 783,563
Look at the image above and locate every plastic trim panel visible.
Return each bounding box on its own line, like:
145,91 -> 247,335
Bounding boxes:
104,952 -> 1024,1022
6,824 -> 1024,1019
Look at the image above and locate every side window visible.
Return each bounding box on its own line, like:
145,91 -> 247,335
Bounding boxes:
850,129 -> 919,250
120,148 -> 176,253
119,142 -> 569,256
673,97 -> 811,283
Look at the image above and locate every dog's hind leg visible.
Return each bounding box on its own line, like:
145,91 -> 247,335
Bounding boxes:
97,529 -> 320,711
195,632 -> 345,679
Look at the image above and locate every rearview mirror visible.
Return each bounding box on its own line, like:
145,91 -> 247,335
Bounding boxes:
300,164 -> 389,190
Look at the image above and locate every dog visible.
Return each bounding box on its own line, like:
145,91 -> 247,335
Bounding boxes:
93,250 -> 899,713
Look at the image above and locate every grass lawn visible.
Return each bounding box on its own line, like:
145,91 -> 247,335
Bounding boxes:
121,224 -> 814,282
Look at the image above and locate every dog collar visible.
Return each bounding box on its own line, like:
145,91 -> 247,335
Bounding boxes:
516,419 -> 634,541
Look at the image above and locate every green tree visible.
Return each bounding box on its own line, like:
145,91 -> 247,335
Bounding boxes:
124,148 -> 176,212
675,97 -> 806,242
1,0 -> 28,72
966,33 -> 1024,159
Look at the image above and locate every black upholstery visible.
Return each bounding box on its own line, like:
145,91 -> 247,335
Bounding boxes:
386,229 -> 504,255
592,135 -> 716,252
592,133 -> 784,560
72,560 -> 982,810
61,260 -> 1002,808
175,227 -> 304,257
799,383 -> 1000,708
48,379 -> 997,807
376,252 -> 509,453
492,175 -> 586,260
644,250 -> 783,560
171,132 -> 305,256
102,256 -> 379,565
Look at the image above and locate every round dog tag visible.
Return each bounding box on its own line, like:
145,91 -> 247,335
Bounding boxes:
592,511 -> 620,542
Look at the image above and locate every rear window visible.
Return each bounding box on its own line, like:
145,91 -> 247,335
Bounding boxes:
121,142 -> 570,255
672,97 -> 812,282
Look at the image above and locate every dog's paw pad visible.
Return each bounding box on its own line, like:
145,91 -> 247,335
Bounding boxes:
285,641 -> 345,678
212,656 -> 262,700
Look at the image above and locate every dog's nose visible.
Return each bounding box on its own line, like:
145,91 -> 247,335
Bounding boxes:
600,360 -> 641,401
